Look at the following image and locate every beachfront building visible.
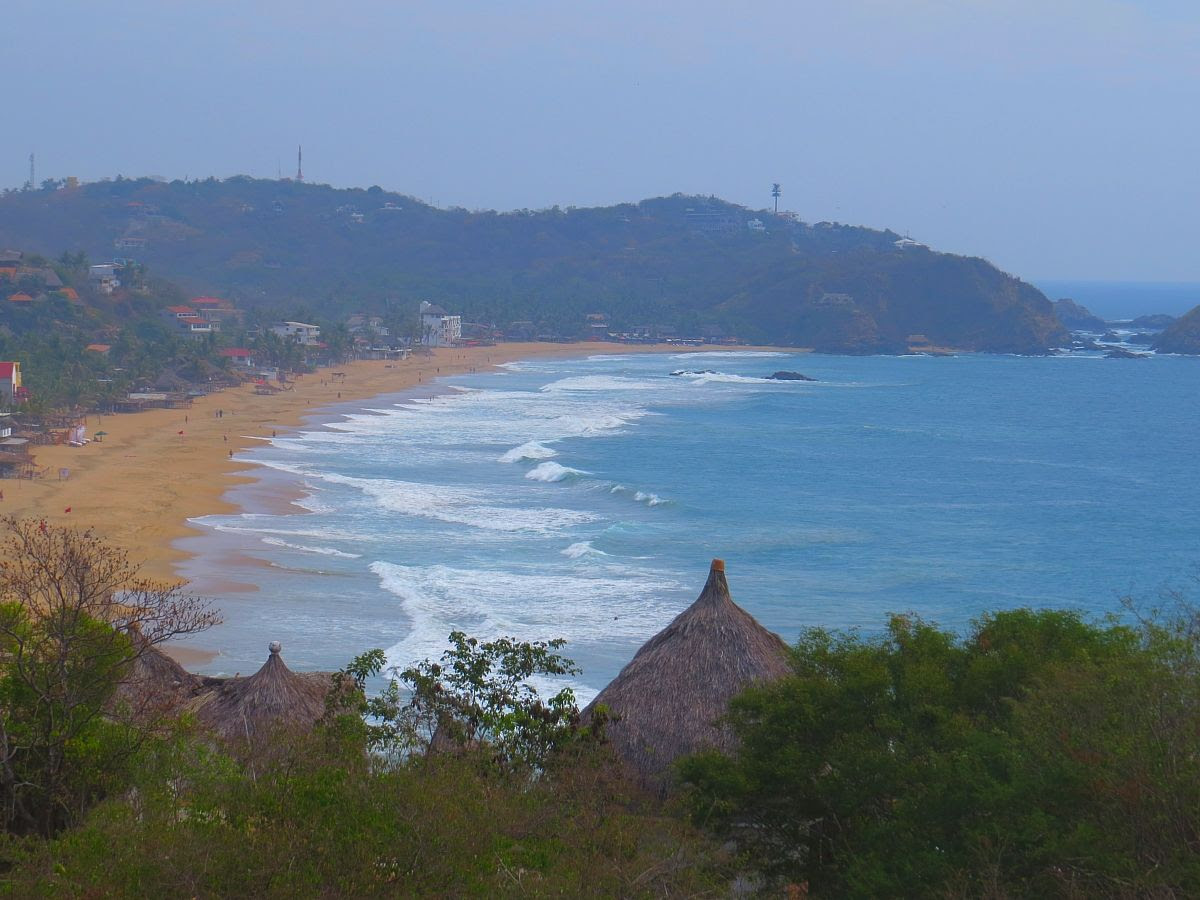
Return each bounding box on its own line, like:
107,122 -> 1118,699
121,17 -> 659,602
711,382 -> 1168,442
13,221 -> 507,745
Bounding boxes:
271,321 -> 322,346
420,301 -> 461,347
219,347 -> 255,368
0,361 -> 24,405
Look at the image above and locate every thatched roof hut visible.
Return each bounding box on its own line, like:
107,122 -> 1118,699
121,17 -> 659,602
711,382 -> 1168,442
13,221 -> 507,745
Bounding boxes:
186,641 -> 335,751
583,559 -> 792,788
112,631 -> 207,722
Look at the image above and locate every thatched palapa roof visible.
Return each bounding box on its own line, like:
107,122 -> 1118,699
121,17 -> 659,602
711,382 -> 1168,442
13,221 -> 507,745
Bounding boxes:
112,628 -> 207,721
186,641 -> 335,750
583,559 -> 791,788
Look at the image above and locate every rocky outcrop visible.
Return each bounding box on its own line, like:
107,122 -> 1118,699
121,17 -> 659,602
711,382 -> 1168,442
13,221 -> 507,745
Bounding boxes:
1130,313 -> 1176,330
1152,305 -> 1200,354
767,371 -> 816,381
1054,298 -> 1108,332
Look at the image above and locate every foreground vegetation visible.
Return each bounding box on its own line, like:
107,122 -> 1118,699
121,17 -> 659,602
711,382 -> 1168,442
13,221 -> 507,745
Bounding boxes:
1,519 -> 1197,896
681,603 -> 1200,897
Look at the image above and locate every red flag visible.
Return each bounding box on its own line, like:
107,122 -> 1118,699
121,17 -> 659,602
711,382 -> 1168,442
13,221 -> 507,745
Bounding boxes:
64,507 -> 71,513
178,430 -> 185,435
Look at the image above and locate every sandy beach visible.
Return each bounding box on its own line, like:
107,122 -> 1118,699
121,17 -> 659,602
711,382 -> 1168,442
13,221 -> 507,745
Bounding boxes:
3,341 -> 753,661
2,344 -> 633,575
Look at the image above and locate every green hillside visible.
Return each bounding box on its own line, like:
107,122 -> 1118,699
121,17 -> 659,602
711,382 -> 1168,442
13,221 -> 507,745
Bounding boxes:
0,177 -> 1065,352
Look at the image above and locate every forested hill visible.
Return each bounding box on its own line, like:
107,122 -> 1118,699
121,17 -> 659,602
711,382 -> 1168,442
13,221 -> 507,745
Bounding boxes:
0,177 -> 1064,352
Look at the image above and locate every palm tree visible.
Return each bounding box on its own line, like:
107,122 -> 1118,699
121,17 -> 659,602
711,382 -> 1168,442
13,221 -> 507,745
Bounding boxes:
771,183 -> 781,214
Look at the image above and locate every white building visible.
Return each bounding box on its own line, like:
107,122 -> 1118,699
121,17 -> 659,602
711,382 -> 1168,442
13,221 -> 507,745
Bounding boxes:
271,321 -> 322,346
420,301 -> 461,347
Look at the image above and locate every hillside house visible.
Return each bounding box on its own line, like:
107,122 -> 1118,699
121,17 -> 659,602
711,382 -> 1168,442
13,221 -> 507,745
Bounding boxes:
190,297 -> 241,327
88,263 -> 120,294
272,321 -> 322,346
162,307 -> 213,338
420,301 -> 461,348
347,314 -> 389,337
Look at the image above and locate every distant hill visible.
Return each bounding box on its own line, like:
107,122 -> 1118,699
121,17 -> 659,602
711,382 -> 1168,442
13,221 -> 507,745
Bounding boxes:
0,177 -> 1066,353
1052,298 -> 1107,332
1152,305 -> 1200,354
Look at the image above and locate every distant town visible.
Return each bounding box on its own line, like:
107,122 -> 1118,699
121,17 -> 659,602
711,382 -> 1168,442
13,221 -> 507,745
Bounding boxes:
1,247 -> 749,481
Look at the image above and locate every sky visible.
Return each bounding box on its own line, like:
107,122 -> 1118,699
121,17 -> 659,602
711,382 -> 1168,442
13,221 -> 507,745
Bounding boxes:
5,1 -> 1199,282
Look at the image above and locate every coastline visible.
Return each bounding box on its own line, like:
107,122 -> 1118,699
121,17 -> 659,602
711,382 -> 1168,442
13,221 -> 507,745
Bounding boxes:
2,341 -> 780,663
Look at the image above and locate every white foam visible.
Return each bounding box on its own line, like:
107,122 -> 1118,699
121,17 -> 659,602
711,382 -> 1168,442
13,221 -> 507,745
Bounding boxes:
525,461 -> 589,483
373,561 -> 685,703
260,537 -> 361,558
498,440 -> 558,463
609,484 -> 671,507
668,350 -> 790,359
634,490 -> 670,507
684,372 -> 779,385
320,471 -> 598,535
561,541 -> 608,559
541,375 -> 661,392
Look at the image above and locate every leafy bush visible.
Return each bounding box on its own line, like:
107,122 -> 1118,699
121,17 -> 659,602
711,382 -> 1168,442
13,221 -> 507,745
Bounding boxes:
680,606 -> 1200,898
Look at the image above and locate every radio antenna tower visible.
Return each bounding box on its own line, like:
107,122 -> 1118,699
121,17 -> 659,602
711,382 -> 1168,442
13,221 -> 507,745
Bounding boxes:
296,145 -> 304,182
27,153 -> 35,191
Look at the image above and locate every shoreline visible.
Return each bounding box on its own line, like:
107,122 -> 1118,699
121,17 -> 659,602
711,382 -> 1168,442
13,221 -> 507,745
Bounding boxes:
2,342 -> 792,664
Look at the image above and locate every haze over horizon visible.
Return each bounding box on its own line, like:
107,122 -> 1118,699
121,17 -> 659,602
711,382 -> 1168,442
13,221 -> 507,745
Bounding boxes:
6,1 -> 1199,283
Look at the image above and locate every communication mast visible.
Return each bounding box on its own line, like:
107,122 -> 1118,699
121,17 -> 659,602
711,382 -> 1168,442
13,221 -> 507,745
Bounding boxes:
296,146 -> 304,182
27,153 -> 35,191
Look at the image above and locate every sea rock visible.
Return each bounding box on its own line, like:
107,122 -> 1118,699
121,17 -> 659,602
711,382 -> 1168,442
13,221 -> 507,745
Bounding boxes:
670,369 -> 717,376
768,371 -> 817,381
1104,348 -> 1149,359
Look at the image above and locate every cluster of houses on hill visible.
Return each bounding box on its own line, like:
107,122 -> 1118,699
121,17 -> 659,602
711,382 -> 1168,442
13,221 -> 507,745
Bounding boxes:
1,250 -> 80,306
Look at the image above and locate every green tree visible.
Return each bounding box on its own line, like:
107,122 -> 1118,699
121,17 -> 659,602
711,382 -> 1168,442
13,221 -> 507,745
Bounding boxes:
679,608 -> 1166,897
341,632 -> 584,770
0,518 -> 220,836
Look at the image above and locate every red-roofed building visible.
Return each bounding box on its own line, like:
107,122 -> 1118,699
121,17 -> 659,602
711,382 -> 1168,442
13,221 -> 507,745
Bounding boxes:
0,362 -> 22,404
176,316 -> 213,337
7,293 -> 33,304
164,305 -> 195,317
190,297 -> 240,327
219,347 -> 254,367
85,343 -> 112,355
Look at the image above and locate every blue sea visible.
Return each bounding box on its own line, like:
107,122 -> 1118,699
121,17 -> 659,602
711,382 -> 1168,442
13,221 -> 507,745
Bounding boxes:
179,350 -> 1200,701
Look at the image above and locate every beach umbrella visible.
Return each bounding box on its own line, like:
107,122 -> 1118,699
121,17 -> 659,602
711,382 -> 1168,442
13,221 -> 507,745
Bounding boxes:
94,431 -> 107,442
582,559 -> 792,790
186,642 -> 337,755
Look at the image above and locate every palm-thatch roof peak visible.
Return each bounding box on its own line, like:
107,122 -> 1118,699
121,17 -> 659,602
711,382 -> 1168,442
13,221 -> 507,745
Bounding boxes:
583,559 -> 792,789
186,641 -> 334,752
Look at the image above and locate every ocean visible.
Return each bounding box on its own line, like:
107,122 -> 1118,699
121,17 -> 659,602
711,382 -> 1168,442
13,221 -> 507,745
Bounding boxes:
179,349 -> 1200,702
1033,279 -> 1200,320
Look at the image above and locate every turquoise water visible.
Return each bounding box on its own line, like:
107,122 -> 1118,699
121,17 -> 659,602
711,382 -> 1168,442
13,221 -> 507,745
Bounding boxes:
180,350 -> 1200,700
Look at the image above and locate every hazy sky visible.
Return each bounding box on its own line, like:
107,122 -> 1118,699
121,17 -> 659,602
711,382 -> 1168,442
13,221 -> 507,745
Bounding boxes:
6,1 -> 1198,281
